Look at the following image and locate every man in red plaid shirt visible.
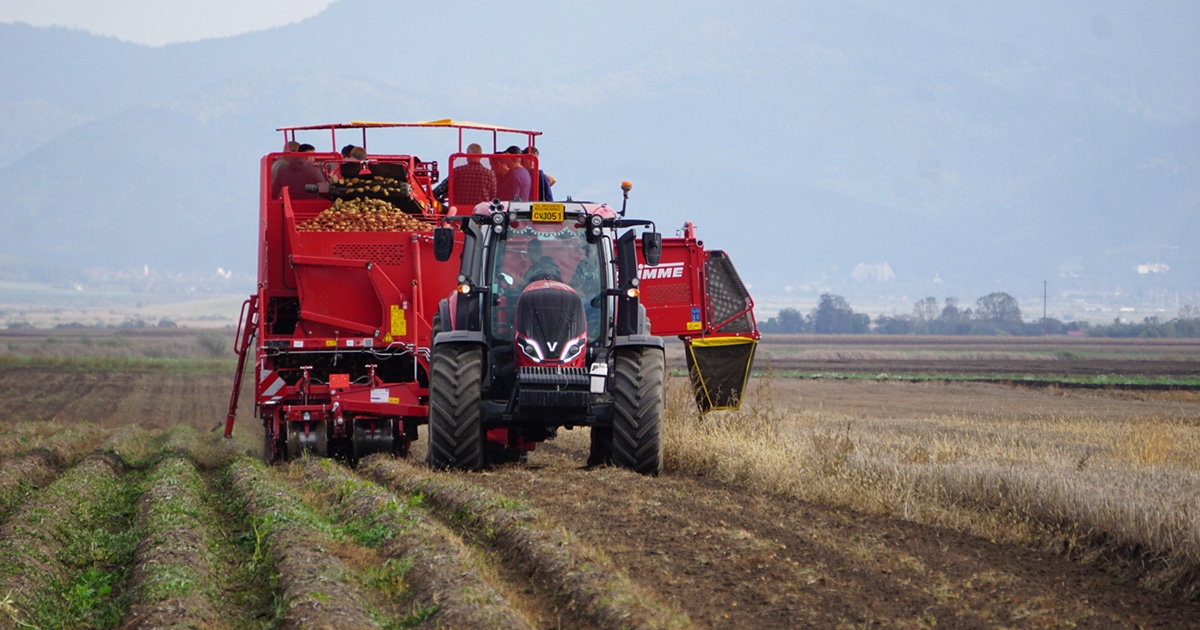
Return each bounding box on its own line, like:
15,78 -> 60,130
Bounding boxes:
450,143 -> 497,208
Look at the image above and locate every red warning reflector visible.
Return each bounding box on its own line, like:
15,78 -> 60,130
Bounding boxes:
329,373 -> 350,390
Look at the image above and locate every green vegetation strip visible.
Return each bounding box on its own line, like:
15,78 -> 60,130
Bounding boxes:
228,458 -> 380,629
0,354 -> 235,373
0,423 -> 103,517
121,455 -> 228,629
752,370 -> 1200,388
298,458 -> 532,630
361,456 -> 691,630
0,422 -> 102,462
0,454 -> 141,629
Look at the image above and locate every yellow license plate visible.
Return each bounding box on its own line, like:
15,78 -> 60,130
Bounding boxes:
530,203 -> 564,222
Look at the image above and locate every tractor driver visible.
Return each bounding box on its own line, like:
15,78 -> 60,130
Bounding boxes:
521,238 -> 561,284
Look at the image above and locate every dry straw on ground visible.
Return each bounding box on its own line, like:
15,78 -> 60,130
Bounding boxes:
663,375 -> 1200,601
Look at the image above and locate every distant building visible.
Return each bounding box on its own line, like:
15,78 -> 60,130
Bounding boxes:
851,262 -> 895,283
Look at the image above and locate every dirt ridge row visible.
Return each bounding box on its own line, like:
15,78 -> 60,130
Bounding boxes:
120,453 -> 228,629
362,455 -> 692,630
297,457 -> 535,629
228,457 -> 380,629
0,452 -> 136,628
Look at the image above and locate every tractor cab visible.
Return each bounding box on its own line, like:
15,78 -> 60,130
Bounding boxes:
429,199 -> 666,471
483,204 -> 614,348
433,200 -> 654,400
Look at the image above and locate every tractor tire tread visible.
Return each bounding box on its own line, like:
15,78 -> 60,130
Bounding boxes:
611,346 -> 665,475
426,343 -> 485,471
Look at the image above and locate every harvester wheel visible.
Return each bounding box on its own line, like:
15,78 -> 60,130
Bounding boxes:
351,418 -> 394,462
286,420 -> 328,459
426,343 -> 485,471
611,346 -> 665,475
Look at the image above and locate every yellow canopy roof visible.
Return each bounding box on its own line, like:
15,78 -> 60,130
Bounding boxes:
279,119 -> 540,136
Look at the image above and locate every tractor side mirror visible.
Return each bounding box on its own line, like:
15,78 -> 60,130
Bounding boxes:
641,232 -> 662,267
433,227 -> 454,262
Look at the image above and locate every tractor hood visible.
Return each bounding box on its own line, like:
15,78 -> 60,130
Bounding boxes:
514,280 -> 587,365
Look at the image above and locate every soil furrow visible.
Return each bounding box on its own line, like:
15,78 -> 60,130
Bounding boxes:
228,457 -> 380,629
296,457 -> 537,630
105,373 -> 226,431
487,436 -> 1200,628
0,421 -> 99,462
362,455 -> 690,630
0,451 -> 60,519
120,455 -> 228,629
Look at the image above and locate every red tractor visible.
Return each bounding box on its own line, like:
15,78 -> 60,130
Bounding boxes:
226,120 -> 759,475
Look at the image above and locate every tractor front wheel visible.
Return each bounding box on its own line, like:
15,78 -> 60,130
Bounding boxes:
426,343 -> 485,471
611,346 -> 665,475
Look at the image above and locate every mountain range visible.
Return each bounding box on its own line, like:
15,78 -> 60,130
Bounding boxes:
2,0 -> 1197,306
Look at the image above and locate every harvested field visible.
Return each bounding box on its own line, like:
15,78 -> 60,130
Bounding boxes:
701,334 -> 1200,381
0,331 -> 1196,627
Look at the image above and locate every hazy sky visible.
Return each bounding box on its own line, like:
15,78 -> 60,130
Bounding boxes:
0,0 -> 336,46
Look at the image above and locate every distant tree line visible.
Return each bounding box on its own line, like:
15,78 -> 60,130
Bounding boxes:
759,293 -> 1200,338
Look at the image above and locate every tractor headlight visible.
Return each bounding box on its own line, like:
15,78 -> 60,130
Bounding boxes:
559,337 -> 585,363
518,337 -> 544,362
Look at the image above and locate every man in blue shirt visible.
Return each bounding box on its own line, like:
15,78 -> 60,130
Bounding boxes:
523,146 -> 555,201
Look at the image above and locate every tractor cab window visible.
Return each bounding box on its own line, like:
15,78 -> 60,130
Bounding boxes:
488,219 -> 603,343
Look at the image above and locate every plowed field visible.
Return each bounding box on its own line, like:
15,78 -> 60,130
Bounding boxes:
0,332 -> 1197,628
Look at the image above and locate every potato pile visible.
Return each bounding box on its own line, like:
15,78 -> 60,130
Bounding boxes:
297,197 -> 431,232
332,176 -> 410,197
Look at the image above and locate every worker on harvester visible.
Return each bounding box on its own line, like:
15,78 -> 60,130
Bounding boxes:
270,143 -> 325,199
497,146 -> 532,201
451,143 -> 497,207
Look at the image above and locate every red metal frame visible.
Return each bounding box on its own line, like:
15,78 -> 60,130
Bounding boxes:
230,120 -> 755,454
635,222 -> 759,342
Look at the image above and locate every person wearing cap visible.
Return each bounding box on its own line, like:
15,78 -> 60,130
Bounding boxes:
497,145 -> 532,201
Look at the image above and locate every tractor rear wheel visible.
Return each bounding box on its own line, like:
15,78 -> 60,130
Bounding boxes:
426,343 -> 485,471
611,346 -> 665,475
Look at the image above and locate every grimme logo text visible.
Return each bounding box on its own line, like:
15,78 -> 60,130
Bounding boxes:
638,262 -> 684,280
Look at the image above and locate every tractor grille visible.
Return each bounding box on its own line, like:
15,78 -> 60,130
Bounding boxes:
517,366 -> 589,388
333,243 -> 405,265
520,389 -> 590,408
